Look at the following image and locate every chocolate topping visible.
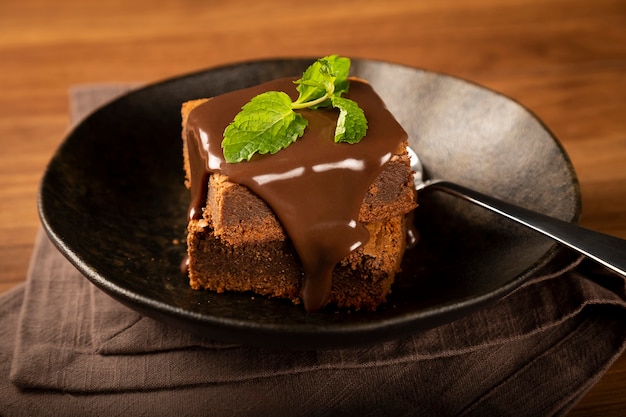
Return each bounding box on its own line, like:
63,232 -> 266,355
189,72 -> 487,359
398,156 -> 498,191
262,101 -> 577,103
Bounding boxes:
185,77 -> 408,312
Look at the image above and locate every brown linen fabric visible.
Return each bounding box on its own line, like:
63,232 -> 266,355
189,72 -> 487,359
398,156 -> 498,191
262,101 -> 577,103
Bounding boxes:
0,85 -> 625,417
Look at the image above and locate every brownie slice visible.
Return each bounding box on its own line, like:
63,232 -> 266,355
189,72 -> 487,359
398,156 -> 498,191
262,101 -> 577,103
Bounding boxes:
181,82 -> 416,311
186,214 -> 407,310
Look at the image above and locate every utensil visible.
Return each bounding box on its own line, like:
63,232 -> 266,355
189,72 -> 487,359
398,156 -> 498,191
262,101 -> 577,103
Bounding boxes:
408,146 -> 626,277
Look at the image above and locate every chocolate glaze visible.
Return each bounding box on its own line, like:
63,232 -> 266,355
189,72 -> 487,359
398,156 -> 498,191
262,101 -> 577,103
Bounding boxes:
186,77 -> 408,312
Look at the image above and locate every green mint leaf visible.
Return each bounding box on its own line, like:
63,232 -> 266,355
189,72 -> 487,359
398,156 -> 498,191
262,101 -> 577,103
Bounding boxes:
331,96 -> 368,144
222,91 -> 307,163
294,55 -> 351,108
294,58 -> 334,104
327,55 -> 351,96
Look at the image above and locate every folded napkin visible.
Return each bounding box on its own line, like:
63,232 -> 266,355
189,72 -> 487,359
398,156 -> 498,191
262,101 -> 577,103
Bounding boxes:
1,85 -> 625,417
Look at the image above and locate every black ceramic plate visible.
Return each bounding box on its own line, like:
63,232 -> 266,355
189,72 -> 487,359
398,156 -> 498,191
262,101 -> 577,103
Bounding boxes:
38,58 -> 580,349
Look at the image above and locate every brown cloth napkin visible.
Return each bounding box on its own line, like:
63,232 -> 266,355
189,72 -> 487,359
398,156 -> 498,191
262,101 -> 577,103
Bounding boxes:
1,85 -> 625,417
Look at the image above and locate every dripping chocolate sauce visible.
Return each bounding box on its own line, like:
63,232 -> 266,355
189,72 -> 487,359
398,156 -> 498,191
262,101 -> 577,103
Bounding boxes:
185,77 -> 408,312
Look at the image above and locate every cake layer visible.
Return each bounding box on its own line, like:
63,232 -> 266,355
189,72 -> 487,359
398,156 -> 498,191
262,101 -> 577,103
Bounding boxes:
187,215 -> 407,311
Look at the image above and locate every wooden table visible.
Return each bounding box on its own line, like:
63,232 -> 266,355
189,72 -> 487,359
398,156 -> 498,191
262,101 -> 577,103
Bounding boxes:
1,0 -> 624,414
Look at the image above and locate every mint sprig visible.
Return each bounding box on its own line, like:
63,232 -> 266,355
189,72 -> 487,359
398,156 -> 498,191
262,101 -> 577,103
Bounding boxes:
222,55 -> 368,163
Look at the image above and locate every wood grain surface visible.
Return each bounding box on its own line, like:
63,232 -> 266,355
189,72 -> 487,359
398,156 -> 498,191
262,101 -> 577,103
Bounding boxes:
1,0 -> 624,414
